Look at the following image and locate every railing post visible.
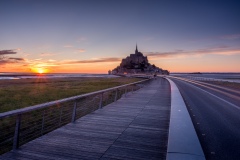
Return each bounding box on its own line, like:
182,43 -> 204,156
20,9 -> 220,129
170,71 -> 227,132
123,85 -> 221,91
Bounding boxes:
114,89 -> 118,102
59,105 -> 63,126
72,101 -> 77,123
99,92 -> 103,109
41,110 -> 45,136
13,114 -> 21,150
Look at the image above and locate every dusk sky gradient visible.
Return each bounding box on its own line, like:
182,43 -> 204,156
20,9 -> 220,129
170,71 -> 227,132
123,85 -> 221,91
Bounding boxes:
0,0 -> 240,73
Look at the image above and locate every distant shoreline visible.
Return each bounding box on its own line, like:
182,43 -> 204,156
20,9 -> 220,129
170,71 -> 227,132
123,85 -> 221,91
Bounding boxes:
1,72 -> 240,77
171,72 -> 240,74
0,73 -> 119,80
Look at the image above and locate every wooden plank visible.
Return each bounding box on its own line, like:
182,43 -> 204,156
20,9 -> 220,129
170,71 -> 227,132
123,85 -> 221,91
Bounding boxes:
101,146 -> 165,160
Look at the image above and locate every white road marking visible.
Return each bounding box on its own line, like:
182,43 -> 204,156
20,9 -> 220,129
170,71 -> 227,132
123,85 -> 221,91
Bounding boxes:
178,78 -> 240,111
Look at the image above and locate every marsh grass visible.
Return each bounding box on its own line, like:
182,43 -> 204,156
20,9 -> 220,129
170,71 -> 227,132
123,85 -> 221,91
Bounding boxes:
0,77 -> 141,113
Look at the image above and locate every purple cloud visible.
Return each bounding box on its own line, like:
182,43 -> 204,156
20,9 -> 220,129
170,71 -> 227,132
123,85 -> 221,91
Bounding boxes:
144,46 -> 240,58
8,58 -> 25,61
0,50 -> 17,55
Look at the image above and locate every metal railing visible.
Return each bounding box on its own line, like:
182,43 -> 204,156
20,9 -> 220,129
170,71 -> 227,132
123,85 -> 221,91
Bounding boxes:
0,78 -> 151,155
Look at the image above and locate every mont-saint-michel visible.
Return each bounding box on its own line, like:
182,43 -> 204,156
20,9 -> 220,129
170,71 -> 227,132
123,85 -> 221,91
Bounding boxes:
110,45 -> 169,75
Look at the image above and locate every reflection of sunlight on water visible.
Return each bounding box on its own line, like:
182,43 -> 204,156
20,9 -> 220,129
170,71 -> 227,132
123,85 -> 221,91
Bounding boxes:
0,73 -> 119,80
0,77 -> 20,80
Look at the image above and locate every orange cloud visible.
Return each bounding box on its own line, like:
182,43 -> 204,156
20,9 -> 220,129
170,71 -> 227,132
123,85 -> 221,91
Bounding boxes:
15,48 -> 22,51
40,53 -> 56,57
61,57 -> 121,64
77,49 -> 86,53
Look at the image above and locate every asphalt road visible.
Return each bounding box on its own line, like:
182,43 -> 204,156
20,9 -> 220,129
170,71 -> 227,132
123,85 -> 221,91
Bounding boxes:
170,78 -> 240,160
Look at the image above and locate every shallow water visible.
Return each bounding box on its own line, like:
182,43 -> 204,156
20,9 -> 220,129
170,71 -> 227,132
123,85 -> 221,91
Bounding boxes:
0,73 -> 119,80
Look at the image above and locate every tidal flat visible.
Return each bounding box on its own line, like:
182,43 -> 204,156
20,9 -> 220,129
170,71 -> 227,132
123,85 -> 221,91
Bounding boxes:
0,77 -> 141,113
203,80 -> 240,90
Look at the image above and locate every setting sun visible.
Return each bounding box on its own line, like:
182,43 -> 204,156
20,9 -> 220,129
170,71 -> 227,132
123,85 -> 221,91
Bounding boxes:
38,68 -> 44,74
32,68 -> 48,74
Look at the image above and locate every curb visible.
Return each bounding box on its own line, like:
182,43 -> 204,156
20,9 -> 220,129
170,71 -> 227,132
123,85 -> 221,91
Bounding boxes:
165,78 -> 205,160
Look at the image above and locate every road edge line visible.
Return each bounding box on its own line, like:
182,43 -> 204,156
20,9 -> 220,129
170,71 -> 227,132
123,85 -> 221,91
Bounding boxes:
165,78 -> 206,160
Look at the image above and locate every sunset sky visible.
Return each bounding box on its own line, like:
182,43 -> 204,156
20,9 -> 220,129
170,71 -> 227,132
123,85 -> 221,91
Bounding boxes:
0,0 -> 240,73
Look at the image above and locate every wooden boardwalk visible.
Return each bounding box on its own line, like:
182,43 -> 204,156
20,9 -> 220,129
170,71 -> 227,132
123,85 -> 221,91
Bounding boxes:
1,78 -> 171,160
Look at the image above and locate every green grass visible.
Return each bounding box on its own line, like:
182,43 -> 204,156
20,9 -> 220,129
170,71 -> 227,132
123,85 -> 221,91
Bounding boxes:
0,77 -> 142,113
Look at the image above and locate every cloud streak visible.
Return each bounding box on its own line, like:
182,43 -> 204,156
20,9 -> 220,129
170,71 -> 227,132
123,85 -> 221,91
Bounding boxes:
0,49 -> 26,65
144,46 -> 240,59
0,50 -> 17,55
77,49 -> 86,53
40,53 -> 56,57
0,57 -> 25,65
62,58 -> 121,64
8,58 -> 25,61
220,34 -> 240,40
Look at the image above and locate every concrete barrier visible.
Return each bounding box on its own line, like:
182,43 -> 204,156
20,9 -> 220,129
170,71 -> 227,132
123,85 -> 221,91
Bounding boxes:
166,78 -> 205,160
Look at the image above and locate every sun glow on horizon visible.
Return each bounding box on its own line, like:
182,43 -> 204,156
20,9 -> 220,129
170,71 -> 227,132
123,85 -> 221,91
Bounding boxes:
38,68 -> 44,74
32,68 -> 48,74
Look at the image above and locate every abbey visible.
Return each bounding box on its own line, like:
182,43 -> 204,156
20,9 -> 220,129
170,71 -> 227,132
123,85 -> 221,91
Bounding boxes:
110,45 -> 169,75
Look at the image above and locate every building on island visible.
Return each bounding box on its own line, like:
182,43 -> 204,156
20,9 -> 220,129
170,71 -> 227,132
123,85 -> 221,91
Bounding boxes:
110,45 -> 169,75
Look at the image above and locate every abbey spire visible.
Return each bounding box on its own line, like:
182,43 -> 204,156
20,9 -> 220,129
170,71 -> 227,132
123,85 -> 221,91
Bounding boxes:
135,44 -> 138,54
